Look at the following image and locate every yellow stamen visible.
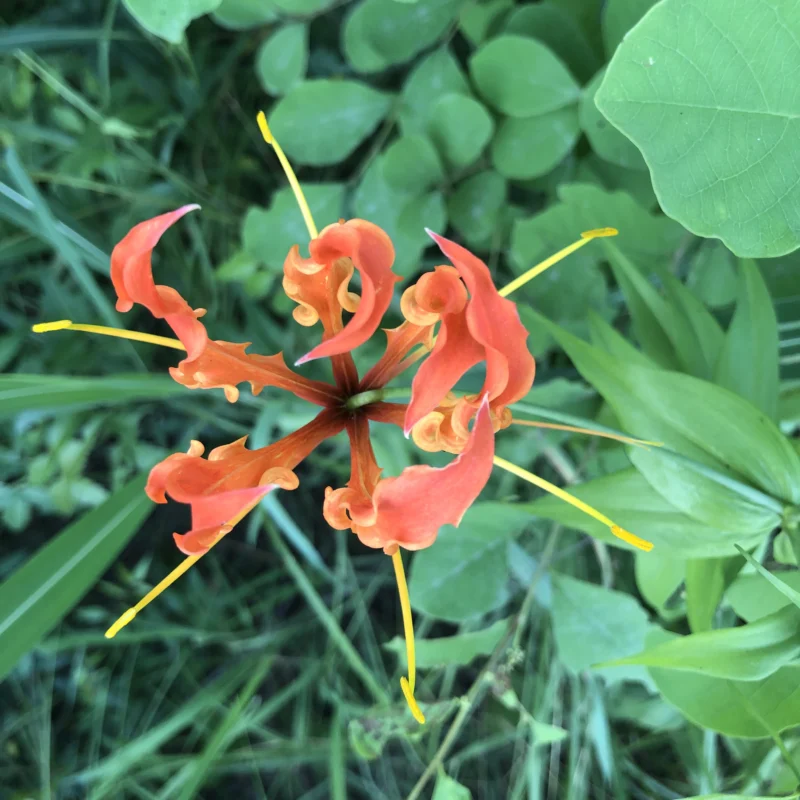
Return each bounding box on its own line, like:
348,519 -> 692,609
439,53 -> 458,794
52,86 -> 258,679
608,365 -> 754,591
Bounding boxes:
257,111 -> 319,241
391,549 -> 425,724
511,419 -> 662,450
32,320 -> 185,351
104,497 -> 263,638
492,455 -> 653,552
498,228 -> 618,298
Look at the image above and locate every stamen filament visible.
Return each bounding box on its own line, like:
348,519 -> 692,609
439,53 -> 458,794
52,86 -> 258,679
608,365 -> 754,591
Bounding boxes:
492,455 -> 653,552
498,228 -> 618,298
511,419 -> 662,449
33,320 -> 185,351
391,549 -> 426,724
105,497 -> 264,638
257,111 -> 319,241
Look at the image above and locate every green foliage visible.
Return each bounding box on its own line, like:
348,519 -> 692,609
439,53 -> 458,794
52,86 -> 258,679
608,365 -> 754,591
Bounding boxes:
123,0 -> 222,43
597,0 -> 800,257
256,23 -> 308,96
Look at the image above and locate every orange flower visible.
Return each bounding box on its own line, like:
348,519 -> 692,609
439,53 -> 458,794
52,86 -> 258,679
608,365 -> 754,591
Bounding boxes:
34,112 -> 652,726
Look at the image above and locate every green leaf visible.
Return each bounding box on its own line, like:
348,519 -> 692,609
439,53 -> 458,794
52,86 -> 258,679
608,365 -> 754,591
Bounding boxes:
539,316 -> 800,507
272,0 -> 331,13
679,796 -> 799,800
470,35 -> 580,117
269,80 -> 390,166
609,605 -> 800,680
576,152 -> 657,209
491,107 -> 579,180
580,69 -> 646,171
211,0 -> 279,28
728,571 -> 800,623
122,0 -> 221,43
428,94 -> 494,170
432,772 -> 472,800
601,0 -> 656,55
255,23 -> 307,96
448,171 -> 507,247
358,0 -> 461,67
511,184 -> 683,279
635,550 -> 685,618
588,311 -> 655,368
382,135 -> 444,193
242,183 -> 345,270
551,573 -> 650,684
715,260 -> 779,420
408,503 -> 530,622
459,0 -> 513,47
647,629 -> 800,738
341,0 -> 389,73
596,0 -> 800,257
686,241 -> 738,308
526,468 -> 765,558
685,556 -> 742,633
385,618 -> 508,669
0,374 -> 186,416
504,1 -> 601,83
399,49 -> 470,134
0,476 -> 151,681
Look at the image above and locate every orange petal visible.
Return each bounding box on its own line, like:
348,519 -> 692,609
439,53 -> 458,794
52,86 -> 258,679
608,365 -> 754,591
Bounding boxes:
148,409 -> 345,553
427,230 -> 535,408
169,340 -> 340,407
336,397 -> 494,552
404,306 -> 485,435
110,205 -> 207,359
295,220 -> 400,364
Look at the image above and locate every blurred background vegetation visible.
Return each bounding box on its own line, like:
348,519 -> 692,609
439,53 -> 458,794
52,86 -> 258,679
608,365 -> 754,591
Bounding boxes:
2,0 -> 800,798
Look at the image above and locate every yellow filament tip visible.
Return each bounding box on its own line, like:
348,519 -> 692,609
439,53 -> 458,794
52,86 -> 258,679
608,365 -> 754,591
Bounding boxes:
498,228 -> 617,298
32,320 -> 185,350
33,319 -> 73,333
105,608 -> 137,638
492,456 -> 652,553
256,110 -> 319,240
392,549 -> 425,724
581,227 -> 618,239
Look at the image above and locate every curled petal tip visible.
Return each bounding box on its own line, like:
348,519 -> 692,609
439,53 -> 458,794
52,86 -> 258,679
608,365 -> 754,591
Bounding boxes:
424,227 -> 441,242
294,353 -> 312,367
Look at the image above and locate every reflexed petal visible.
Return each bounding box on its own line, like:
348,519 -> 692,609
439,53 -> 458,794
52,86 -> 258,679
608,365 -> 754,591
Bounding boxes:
111,205 -> 207,359
148,410 -> 345,554
295,220 -> 400,363
327,398 -> 494,553
427,230 -> 536,408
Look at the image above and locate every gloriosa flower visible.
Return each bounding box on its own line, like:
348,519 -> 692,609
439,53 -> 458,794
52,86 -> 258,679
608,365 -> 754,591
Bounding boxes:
34,112 -> 652,725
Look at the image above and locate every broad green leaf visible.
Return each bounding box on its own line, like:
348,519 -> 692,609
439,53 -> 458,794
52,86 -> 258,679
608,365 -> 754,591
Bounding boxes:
715,260 -> 779,420
470,35 -> 580,117
596,0 -> 800,257
459,0 -> 513,46
530,719 -> 568,746
269,80 -> 390,166
538,315 -> 800,506
580,69 -> 645,171
510,184 -> 683,279
122,0 -> 221,43
385,618 -> 508,669
0,374 -> 185,416
526,468 -> 765,558
681,795 -> 798,800
448,171 -> 507,247
686,241 -> 738,308
587,312 -> 655,368
491,107 -> 579,180
272,0 -> 331,13
0,476 -> 151,682
551,573 -> 650,684
211,0 -> 278,27
576,152 -> 657,209
255,23 -> 307,96
780,380 -> 800,427
382,135 -> 444,193
359,0 -> 461,66
634,550 -> 684,618
341,0 -> 389,72
432,772 -> 472,800
428,94 -> 494,170
685,556 -> 742,633
601,0 -> 656,55
648,629 -> 800,738
728,571 -> 800,623
504,1 -> 601,83
409,503 -> 531,622
242,184 -> 345,270
609,606 -> 800,680
398,49 -> 470,134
